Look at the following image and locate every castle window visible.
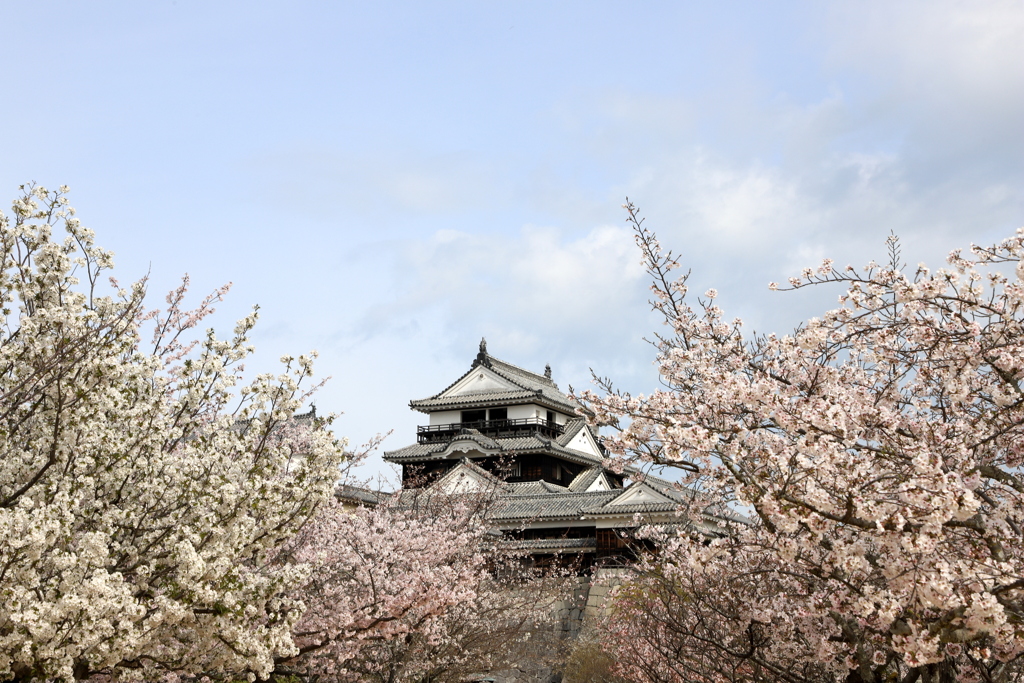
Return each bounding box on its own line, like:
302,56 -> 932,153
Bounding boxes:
462,409 -> 486,424
488,407 -> 507,422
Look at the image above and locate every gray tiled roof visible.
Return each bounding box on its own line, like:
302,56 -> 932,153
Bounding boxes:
389,470 -> 733,530
292,407 -> 317,422
383,432 -> 605,467
487,356 -> 580,412
508,480 -> 570,495
507,537 -> 597,551
410,352 -> 580,414
409,389 -> 539,409
575,475 -> 708,516
451,429 -> 501,449
632,474 -> 699,503
488,490 -> 620,522
582,500 -> 683,515
382,441 -> 442,460
555,418 -> 587,446
432,457 -> 508,491
507,481 -> 547,495
335,484 -> 389,506
567,466 -> 605,492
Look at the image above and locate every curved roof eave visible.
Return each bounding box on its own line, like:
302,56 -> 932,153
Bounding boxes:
409,392 -> 577,415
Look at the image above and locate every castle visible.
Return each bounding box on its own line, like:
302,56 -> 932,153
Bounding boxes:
383,339 -> 725,569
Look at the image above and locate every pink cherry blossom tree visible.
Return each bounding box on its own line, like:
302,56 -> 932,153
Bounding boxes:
278,489 -> 568,683
0,185 -> 346,682
580,202 -> 1024,683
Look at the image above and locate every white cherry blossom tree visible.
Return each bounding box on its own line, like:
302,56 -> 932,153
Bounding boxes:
581,203 -> 1024,683
0,185 -> 345,682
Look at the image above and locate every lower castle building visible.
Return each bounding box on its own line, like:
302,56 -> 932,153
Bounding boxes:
383,340 -> 726,570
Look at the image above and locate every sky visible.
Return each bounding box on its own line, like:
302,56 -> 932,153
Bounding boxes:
2,1 -> 1022,482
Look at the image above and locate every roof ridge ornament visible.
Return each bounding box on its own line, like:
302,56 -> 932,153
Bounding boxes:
473,337 -> 492,368
544,364 -> 552,380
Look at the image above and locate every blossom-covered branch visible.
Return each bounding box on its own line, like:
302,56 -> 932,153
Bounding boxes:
281,489 -> 566,682
0,185 -> 346,683
582,203 -> 1024,683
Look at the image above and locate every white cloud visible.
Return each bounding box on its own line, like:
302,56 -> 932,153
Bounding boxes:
376,222 -> 650,357
826,1 -> 1024,102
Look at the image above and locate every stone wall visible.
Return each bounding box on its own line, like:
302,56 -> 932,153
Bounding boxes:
490,568 -> 631,682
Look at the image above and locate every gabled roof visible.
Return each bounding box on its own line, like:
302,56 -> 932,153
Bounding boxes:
335,484 -> 389,507
555,418 -> 587,445
383,431 -> 605,467
409,341 -> 579,414
580,480 -> 686,515
428,458 -> 508,495
409,389 -> 541,411
487,490 -> 621,522
391,462 -> 736,533
508,480 -> 571,495
440,428 -> 502,454
567,467 -> 614,493
486,470 -> 709,524
556,418 -> 605,459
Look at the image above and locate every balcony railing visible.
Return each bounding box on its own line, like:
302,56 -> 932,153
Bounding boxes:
417,417 -> 564,444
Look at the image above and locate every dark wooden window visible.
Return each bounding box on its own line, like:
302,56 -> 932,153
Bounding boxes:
488,407 -> 507,421
461,409 -> 486,423
596,529 -> 633,566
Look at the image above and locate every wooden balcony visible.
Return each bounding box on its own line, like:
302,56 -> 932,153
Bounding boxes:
417,417 -> 564,444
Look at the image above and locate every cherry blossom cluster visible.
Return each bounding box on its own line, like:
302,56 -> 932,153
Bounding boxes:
0,185 -> 345,682
580,202 -> 1024,682
281,491 -> 563,682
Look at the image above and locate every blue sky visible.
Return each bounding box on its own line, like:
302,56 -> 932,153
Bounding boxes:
2,1 -> 1022,481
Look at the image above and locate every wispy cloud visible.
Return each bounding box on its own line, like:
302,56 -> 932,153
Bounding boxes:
366,223 -> 649,359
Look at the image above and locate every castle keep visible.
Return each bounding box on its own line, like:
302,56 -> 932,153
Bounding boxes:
384,340 -> 723,569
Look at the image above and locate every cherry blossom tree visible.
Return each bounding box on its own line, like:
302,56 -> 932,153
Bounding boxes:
581,203 -> 1024,683
279,490 -> 566,683
0,185 -> 346,682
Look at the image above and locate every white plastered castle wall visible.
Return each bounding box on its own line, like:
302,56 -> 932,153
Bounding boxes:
508,404 -> 570,423
428,410 -> 462,426
508,403 -> 541,420
430,404 -> 570,425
